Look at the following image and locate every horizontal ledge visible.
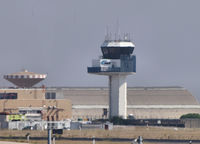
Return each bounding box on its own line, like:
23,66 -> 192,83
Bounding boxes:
72,105 -> 200,109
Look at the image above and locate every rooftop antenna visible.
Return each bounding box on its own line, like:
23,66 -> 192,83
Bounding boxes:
114,33 -> 117,41
109,32 -> 112,41
105,26 -> 109,41
116,18 -> 121,41
124,33 -> 128,41
129,33 -> 131,41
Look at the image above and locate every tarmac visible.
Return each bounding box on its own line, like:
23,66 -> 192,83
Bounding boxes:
0,141 -> 28,144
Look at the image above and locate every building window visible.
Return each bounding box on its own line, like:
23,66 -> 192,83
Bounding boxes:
46,93 -> 50,99
0,93 -> 17,99
45,92 -> 56,99
51,93 -> 56,99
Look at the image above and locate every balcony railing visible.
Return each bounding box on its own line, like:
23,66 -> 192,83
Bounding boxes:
88,67 -> 121,73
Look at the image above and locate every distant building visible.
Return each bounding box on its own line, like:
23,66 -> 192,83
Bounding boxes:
0,70 -> 71,122
46,87 -> 200,120
0,88 -> 71,121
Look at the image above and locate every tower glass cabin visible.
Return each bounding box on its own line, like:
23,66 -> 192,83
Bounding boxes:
88,37 -> 136,119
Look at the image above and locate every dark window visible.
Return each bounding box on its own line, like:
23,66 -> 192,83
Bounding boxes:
0,93 -> 17,99
45,93 -> 50,99
36,110 -> 41,114
51,93 -> 56,99
45,92 -> 56,99
19,110 -> 26,114
0,93 -> 4,99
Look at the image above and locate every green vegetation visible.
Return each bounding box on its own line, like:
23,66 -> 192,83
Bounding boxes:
110,116 -> 125,125
180,113 -> 200,119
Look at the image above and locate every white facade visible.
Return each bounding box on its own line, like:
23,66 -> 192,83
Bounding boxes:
101,41 -> 135,47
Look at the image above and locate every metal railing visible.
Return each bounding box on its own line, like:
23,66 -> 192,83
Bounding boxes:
88,67 -> 121,73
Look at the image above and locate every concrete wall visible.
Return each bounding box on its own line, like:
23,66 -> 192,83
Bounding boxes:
127,108 -> 200,119
70,107 -> 200,120
183,119 -> 200,128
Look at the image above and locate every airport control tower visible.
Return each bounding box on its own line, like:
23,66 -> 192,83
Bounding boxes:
88,35 -> 136,119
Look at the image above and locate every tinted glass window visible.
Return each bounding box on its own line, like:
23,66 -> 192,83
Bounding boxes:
51,93 -> 56,99
45,93 -> 50,99
45,92 -> 56,99
0,93 -> 17,99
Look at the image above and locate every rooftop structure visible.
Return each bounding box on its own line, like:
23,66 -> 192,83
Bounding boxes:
4,70 -> 47,88
101,40 -> 135,59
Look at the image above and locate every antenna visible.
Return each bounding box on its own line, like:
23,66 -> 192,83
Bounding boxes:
105,26 -> 109,41
115,18 -> 121,41
129,33 -> 131,41
114,33 -> 117,41
109,32 -> 112,41
124,33 -> 128,41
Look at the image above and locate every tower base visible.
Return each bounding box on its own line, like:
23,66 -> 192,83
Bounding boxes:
109,75 -> 127,119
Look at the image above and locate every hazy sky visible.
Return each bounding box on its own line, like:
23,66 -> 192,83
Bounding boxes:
0,0 -> 200,100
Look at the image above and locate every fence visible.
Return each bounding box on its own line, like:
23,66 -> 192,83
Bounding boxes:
8,120 -> 70,130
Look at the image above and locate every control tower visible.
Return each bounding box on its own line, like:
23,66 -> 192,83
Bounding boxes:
88,35 -> 136,119
4,69 -> 47,88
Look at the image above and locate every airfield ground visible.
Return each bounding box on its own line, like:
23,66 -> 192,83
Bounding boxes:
0,126 -> 200,144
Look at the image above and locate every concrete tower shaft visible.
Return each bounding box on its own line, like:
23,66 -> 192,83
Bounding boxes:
109,75 -> 127,119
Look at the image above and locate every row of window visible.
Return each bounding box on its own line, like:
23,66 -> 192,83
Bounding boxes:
0,92 -> 56,100
5,75 -> 43,79
45,92 -> 56,99
0,93 -> 17,99
19,110 -> 42,114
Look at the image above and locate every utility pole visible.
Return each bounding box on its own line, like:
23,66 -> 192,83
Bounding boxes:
137,136 -> 143,144
92,136 -> 95,144
47,122 -> 52,144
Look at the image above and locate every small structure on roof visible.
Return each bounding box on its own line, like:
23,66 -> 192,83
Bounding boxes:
4,69 -> 47,88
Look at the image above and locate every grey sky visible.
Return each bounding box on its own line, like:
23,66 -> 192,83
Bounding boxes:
0,0 -> 200,100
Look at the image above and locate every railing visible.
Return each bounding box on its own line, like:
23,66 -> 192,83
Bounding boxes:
88,55 -> 136,73
88,67 -> 136,73
88,67 -> 121,73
